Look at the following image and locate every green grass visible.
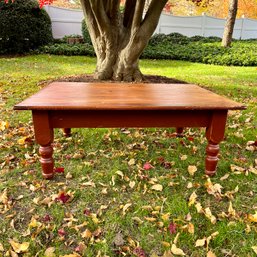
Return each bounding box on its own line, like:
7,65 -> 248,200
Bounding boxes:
0,55 -> 257,256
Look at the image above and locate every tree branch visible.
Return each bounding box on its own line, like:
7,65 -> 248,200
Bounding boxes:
141,0 -> 167,38
123,0 -> 137,28
131,0 -> 146,30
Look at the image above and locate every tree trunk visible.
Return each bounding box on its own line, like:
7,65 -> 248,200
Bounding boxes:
222,0 -> 238,47
80,0 -> 167,81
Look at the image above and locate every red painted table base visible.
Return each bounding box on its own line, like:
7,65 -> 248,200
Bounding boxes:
14,82 -> 245,179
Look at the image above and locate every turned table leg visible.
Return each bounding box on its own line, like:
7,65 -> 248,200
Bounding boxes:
32,111 -> 54,179
63,128 -> 71,137
205,111 -> 228,176
176,127 -> 184,137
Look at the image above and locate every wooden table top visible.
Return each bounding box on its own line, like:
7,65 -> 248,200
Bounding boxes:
14,82 -> 246,111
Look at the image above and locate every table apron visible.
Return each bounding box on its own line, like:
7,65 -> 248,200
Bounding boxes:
44,110 -> 217,128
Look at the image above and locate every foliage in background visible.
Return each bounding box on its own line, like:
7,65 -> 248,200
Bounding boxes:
39,33 -> 257,67
0,0 -> 53,54
81,19 -> 92,45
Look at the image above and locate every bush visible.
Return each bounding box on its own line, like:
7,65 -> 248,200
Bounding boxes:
81,19 -> 92,45
40,43 -> 95,56
0,0 -> 53,54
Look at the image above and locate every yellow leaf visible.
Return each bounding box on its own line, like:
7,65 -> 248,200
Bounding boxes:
9,240 -> 29,253
129,181 -> 136,188
252,246 -> 257,254
161,241 -> 171,248
171,244 -> 185,256
0,121 -> 9,131
0,242 -> 4,251
128,158 -> 135,166
151,184 -> 163,191
0,189 -> 8,204
228,202 -> 236,217
195,238 -> 206,247
44,247 -> 56,257
116,170 -> 124,179
161,213 -> 170,221
187,223 -> 195,234
188,191 -> 197,206
195,202 -> 203,213
122,203 -> 132,215
144,217 -> 157,222
132,217 -> 144,224
207,250 -> 217,257
188,165 -> 197,176
248,212 -> 257,222
180,155 -> 187,161
81,229 -> 92,239
204,207 -> 216,224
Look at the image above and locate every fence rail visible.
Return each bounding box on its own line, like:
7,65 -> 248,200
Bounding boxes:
44,5 -> 257,40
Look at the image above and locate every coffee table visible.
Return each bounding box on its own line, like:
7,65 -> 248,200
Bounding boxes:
14,82 -> 246,179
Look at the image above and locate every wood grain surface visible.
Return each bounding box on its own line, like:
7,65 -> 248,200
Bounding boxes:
14,82 -> 246,111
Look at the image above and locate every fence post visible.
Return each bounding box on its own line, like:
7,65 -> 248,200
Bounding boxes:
239,15 -> 245,40
201,12 -> 206,37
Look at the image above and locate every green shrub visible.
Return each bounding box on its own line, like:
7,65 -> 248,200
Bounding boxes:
81,19 -> 92,45
40,43 -> 95,56
0,0 -> 53,54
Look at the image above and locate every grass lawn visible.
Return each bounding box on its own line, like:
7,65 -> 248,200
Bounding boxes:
0,55 -> 257,257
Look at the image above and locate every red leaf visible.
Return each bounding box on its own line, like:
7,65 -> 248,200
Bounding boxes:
54,167 -> 65,173
83,208 -> 91,216
168,222 -> 177,234
143,162 -> 153,170
133,247 -> 146,257
57,192 -> 70,204
58,228 -> 66,237
41,214 -> 52,222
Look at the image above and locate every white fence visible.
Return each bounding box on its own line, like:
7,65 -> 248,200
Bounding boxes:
44,5 -> 257,40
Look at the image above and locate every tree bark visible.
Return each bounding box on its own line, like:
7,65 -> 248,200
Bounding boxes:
80,0 -> 167,81
222,0 -> 238,47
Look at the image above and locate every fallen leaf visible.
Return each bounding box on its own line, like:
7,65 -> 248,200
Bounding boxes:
188,165 -> 197,176
122,203 -> 132,215
44,247 -> 56,257
143,162 -> 154,170
180,155 -> 187,161
248,211 -> 257,222
133,247 -> 146,257
0,189 -> 8,204
188,191 -> 197,206
228,201 -> 236,217
171,244 -> 185,256
204,207 -> 216,224
81,229 -> 92,239
207,250 -> 217,257
9,240 -> 29,253
252,246 -> 257,254
195,238 -> 206,247
162,250 -> 173,257
128,158 -> 135,166
187,223 -> 194,234
151,184 -> 163,191
116,170 -> 124,179
168,222 -> 177,234
129,181 -> 136,188
0,242 -> 4,251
